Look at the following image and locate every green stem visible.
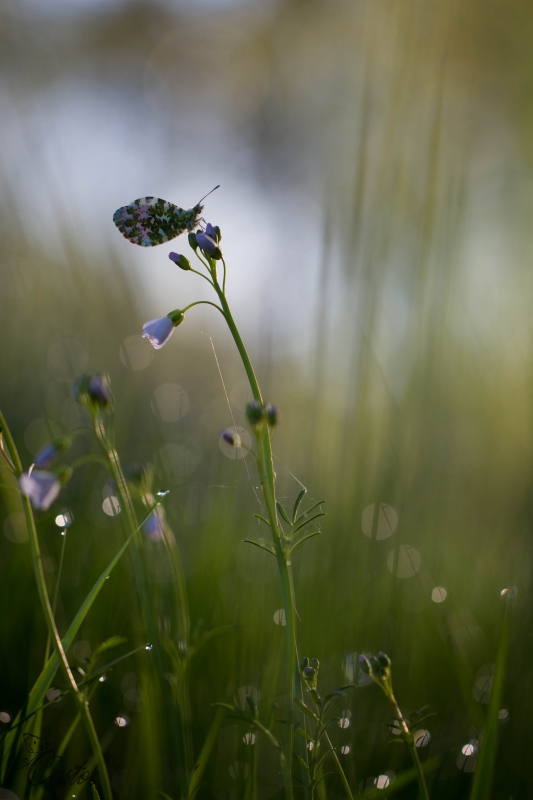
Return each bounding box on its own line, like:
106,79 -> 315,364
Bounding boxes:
92,414 -> 191,790
389,694 -> 429,800
181,300 -> 225,316
211,280 -> 296,799
0,409 -> 114,800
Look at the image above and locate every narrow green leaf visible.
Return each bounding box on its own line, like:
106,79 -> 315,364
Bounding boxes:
295,500 -> 325,525
211,703 -> 237,713
243,538 -> 276,556
469,599 -> 511,800
295,727 -> 314,743
290,530 -> 323,554
294,753 -> 310,772
187,709 -> 223,800
294,698 -> 319,722
91,784 -> 101,800
292,512 -> 325,536
252,513 -> 271,527
292,488 -> 307,521
276,502 -> 292,527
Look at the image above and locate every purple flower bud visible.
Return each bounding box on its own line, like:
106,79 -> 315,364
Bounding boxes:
20,470 -> 61,511
378,652 -> 391,669
72,374 -> 113,410
196,233 -> 222,260
34,437 -> 71,470
303,666 -> 315,679
359,654 -> 371,675
221,429 -> 241,448
168,252 -> 191,271
205,223 -> 221,243
246,400 -> 264,427
265,404 -> 278,427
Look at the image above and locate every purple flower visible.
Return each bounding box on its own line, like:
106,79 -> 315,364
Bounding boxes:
142,317 -> 174,349
221,429 -> 241,448
196,233 -> 222,260
20,470 -> 61,511
168,252 -> 191,271
142,310 -> 184,349
143,507 -> 166,541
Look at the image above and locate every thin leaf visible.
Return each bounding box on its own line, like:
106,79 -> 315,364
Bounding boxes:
292,512 -> 326,536
295,727 -> 314,743
292,488 -> 307,521
276,502 -> 292,527
315,772 -> 334,787
211,703 -> 236,713
252,514 -> 271,527
187,709 -> 223,800
294,698 -> 319,722
243,538 -> 275,556
91,785 -> 101,800
469,599 -> 511,800
295,500 -> 325,525
290,530 -> 323,554
294,753 -> 310,772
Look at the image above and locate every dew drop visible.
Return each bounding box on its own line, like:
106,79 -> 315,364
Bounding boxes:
157,489 -> 170,497
145,644 -> 153,651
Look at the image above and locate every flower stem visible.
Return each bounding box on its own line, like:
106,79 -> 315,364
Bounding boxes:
389,694 -> 429,800
211,280 -> 296,799
0,409 -> 114,800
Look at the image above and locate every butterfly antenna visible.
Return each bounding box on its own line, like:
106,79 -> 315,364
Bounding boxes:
197,185 -> 220,205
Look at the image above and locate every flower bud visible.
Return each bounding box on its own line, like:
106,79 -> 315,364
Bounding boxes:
196,233 -> 222,260
73,374 -> 113,410
303,666 -> 315,680
168,252 -> 191,271
246,400 -> 265,427
265,404 -> 278,427
221,429 -> 241,448
359,654 -> 371,675
188,232 -> 198,251
310,657 -> 319,670
378,652 -> 391,669
34,437 -> 71,470
57,465 -> 73,485
300,656 -> 310,669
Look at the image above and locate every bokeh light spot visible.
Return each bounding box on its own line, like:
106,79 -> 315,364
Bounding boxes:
119,335 -> 153,371
431,586 -> 447,603
3,513 -> 28,544
362,502 -> 398,540
387,545 -> 421,578
152,383 -> 189,421
102,496 -> 121,516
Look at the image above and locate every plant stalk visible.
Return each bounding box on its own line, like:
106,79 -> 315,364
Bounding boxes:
0,410 -> 114,800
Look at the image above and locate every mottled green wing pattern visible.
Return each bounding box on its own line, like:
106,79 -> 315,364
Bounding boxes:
112,196 -> 201,247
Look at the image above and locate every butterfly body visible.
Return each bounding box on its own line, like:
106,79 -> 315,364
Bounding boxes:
113,196 -> 203,247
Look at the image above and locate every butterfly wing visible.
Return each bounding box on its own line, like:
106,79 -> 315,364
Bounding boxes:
113,197 -> 190,247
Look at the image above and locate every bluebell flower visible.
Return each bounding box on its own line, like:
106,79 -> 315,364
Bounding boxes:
20,470 -> 61,511
142,310 -> 184,350
196,233 -> 222,260
168,252 -> 191,271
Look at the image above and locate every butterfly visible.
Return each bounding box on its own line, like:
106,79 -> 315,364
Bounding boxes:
113,185 -> 219,247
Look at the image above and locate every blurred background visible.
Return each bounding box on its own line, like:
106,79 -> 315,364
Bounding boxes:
1,0 -> 533,797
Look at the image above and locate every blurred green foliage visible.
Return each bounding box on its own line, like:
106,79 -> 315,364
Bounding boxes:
2,0 -> 533,798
